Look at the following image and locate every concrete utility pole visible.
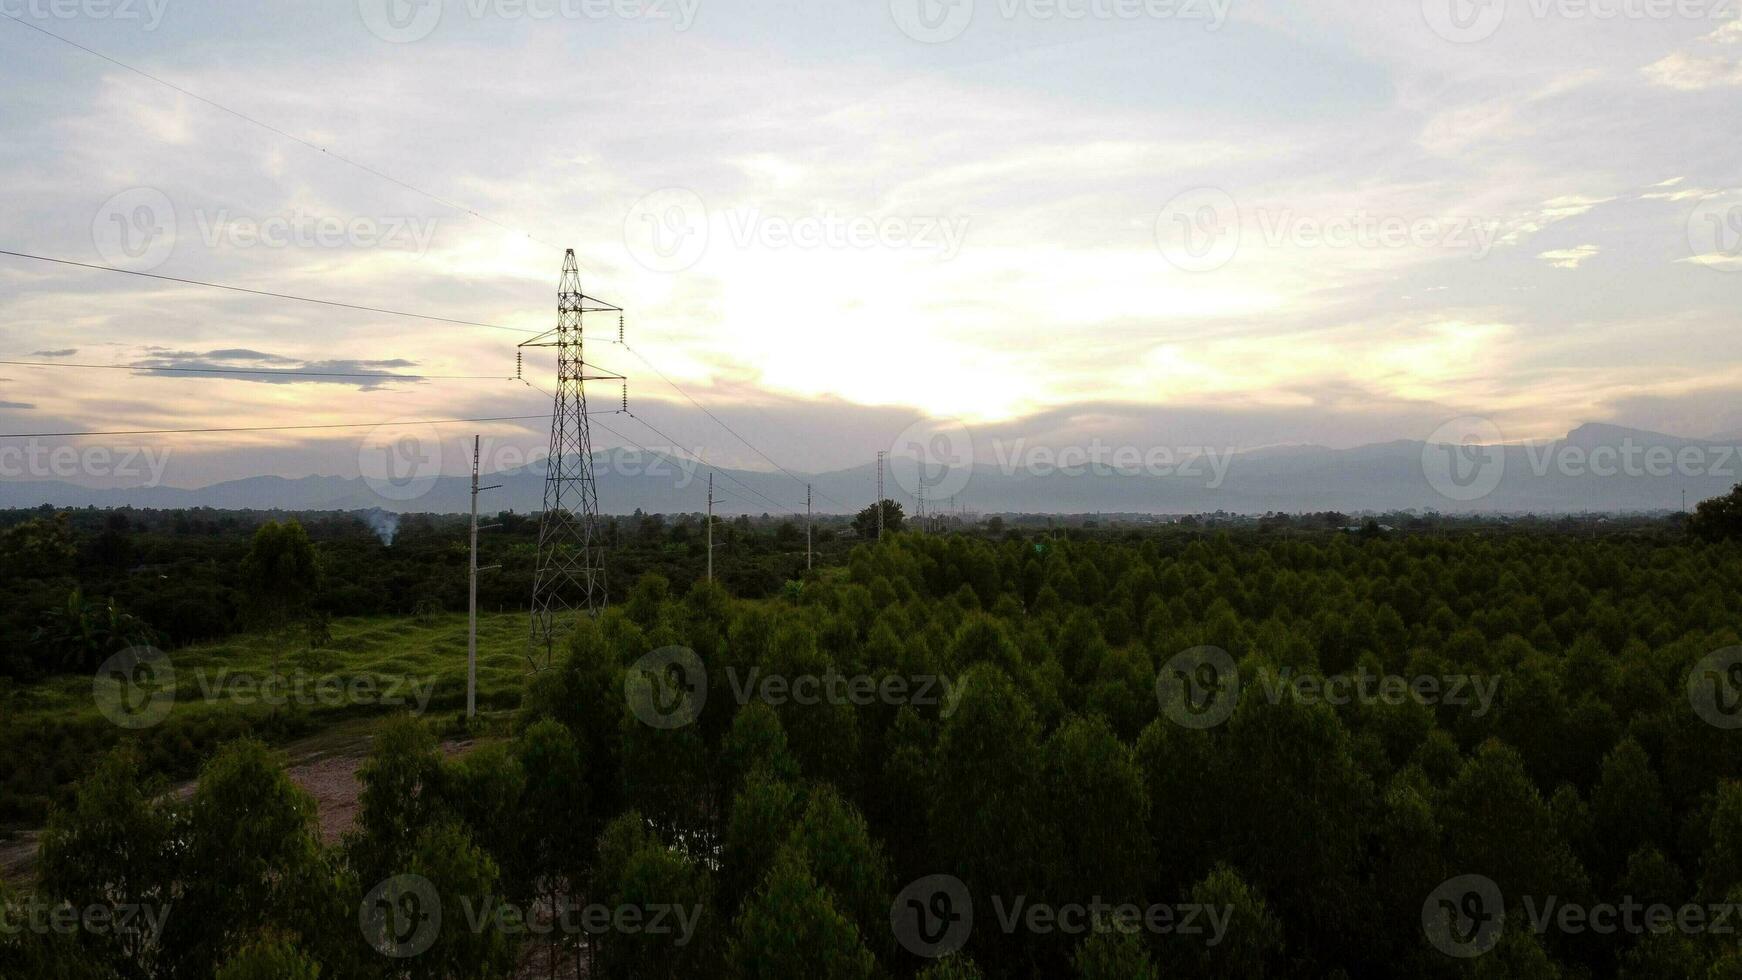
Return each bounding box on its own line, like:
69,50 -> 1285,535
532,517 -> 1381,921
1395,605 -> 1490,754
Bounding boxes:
876,451 -> 885,540
806,483 -> 813,571
468,436 -> 500,719
707,473 -> 714,582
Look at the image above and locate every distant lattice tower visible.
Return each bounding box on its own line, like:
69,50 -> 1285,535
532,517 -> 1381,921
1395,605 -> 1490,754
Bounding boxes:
521,249 -> 623,668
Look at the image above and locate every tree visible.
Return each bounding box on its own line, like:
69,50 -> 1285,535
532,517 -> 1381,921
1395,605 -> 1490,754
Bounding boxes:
32,587 -> 158,673
785,785 -> 891,952
162,738 -> 337,979
1688,483 -> 1742,541
239,520 -> 320,670
37,745 -> 176,977
1039,715 -> 1151,907
727,847 -> 876,979
347,716 -> 451,885
592,812 -> 716,977
214,935 -> 322,980
852,500 -> 905,539
1073,927 -> 1159,980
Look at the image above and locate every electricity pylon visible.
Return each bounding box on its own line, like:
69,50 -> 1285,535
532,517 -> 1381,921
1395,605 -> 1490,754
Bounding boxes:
521,249 -> 624,669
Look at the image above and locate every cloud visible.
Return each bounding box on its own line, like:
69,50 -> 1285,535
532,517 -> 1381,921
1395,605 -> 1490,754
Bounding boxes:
0,401 -> 35,409
131,350 -> 432,389
1644,23 -> 1742,90
31,349 -> 77,358
1538,245 -> 1600,269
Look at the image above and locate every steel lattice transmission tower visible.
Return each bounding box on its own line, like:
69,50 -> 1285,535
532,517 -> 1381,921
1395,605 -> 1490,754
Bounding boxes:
521,249 -> 624,668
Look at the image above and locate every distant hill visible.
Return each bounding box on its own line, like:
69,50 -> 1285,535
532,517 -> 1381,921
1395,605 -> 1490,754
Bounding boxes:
3,425 -> 1736,516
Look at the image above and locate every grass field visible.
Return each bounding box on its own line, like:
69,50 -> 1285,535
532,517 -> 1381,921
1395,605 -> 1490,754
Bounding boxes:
0,611 -> 542,829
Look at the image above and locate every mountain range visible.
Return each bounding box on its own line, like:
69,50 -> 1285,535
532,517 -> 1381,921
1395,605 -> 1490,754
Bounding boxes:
2,423 -> 1735,517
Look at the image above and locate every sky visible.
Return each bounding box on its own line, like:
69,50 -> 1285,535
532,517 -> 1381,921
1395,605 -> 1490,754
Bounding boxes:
0,0 -> 1739,495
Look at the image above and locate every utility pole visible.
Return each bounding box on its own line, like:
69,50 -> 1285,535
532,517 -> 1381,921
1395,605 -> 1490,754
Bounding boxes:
707,473 -> 714,583
876,451 -> 885,540
468,435 -> 500,719
806,483 -> 813,571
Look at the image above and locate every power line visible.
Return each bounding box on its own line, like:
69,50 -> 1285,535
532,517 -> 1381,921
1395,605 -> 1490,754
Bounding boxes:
620,341 -> 848,510
0,358 -> 507,381
0,11 -> 562,252
521,377 -> 801,518
0,414 -> 550,440
625,408 -> 804,518
0,249 -> 534,335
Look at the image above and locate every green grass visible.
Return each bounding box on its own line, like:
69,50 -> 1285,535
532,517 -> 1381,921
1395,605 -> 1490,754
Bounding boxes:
0,612 -> 541,828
